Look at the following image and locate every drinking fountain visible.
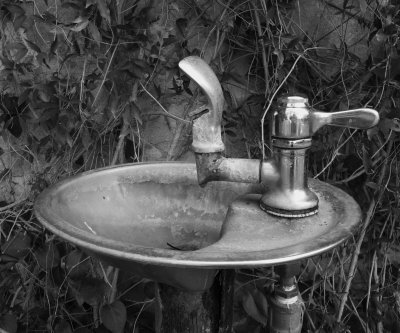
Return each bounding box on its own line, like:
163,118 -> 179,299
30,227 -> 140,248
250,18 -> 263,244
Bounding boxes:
34,56 -> 379,332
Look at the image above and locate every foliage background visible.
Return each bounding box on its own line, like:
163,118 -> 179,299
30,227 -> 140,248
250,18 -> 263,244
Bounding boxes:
0,0 -> 400,332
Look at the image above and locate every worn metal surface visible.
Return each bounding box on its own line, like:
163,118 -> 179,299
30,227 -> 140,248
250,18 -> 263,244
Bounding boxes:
260,147 -> 319,217
194,153 -> 273,186
35,163 -> 361,275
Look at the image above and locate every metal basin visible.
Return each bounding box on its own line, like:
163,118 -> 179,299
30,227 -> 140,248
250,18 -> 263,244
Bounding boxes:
34,162 -> 361,291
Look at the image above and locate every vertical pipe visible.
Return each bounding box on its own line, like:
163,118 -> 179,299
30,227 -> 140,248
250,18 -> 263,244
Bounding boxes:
268,264 -> 304,333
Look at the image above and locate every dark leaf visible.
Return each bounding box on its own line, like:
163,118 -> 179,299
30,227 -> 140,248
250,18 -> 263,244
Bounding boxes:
359,0 -> 367,14
379,118 -> 400,133
95,0 -> 111,24
25,39 -> 41,53
88,22 -> 101,46
13,14 -> 26,30
108,90 -> 119,118
100,301 -> 127,333
42,11 -> 57,23
176,18 -> 188,38
70,17 -> 89,32
5,4 -> 25,16
86,0 -> 97,7
153,83 -> 161,99
73,328 -> 92,333
0,313 -> 18,333
223,129 -> 237,137
54,320 -> 73,333
50,34 -> 62,55
18,88 -> 32,106
35,52 -> 50,68
242,289 -> 268,326
35,242 -> 60,271
6,116 -> 22,137
90,85 -> 110,114
9,43 -> 28,62
81,127 -> 92,151
0,253 -> 18,264
93,325 -> 110,333
61,249 -> 91,279
366,182 -> 379,190
37,88 -> 52,103
69,277 -> 107,306
0,56 -> 14,69
0,168 -> 10,180
129,102 -> 142,125
287,37 -> 300,49
1,232 -> 31,259
61,2 -> 83,11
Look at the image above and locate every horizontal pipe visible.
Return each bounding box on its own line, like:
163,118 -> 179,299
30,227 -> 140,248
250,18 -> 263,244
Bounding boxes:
194,153 -> 279,186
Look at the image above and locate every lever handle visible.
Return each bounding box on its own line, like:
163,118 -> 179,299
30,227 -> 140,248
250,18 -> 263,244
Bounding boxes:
179,56 -> 225,153
311,108 -> 379,133
272,96 -> 380,140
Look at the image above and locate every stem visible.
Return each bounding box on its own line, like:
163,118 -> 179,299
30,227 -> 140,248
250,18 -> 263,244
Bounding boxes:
92,41 -> 119,107
108,268 -> 120,303
111,112 -> 129,165
252,1 -> 269,95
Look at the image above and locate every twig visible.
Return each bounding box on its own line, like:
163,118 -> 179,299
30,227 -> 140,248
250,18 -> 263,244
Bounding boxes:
79,56 -> 88,115
111,112 -> 129,166
394,291 -> 400,317
252,1 -> 269,95
109,268 -> 119,303
166,94 -> 199,161
260,49 -> 308,159
336,136 -> 394,323
139,82 -> 191,124
332,130 -> 392,185
0,199 -> 27,212
92,41 -> 119,107
314,129 -> 355,179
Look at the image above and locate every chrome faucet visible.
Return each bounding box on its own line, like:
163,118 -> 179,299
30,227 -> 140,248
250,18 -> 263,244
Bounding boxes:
179,56 -> 379,218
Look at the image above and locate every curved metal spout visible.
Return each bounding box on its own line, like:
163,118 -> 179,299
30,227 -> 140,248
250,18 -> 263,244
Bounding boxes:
179,56 -> 225,153
179,56 -> 279,187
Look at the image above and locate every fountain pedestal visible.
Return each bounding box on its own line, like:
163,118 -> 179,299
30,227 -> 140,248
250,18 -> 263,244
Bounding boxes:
155,270 -> 235,333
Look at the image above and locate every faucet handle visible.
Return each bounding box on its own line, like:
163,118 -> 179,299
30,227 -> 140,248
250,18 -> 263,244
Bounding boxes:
179,56 -> 225,153
311,108 -> 379,133
272,95 -> 379,140
263,96 -> 379,218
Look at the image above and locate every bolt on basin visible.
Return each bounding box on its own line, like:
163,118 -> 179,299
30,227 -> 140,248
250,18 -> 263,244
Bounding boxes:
35,162 -> 361,291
